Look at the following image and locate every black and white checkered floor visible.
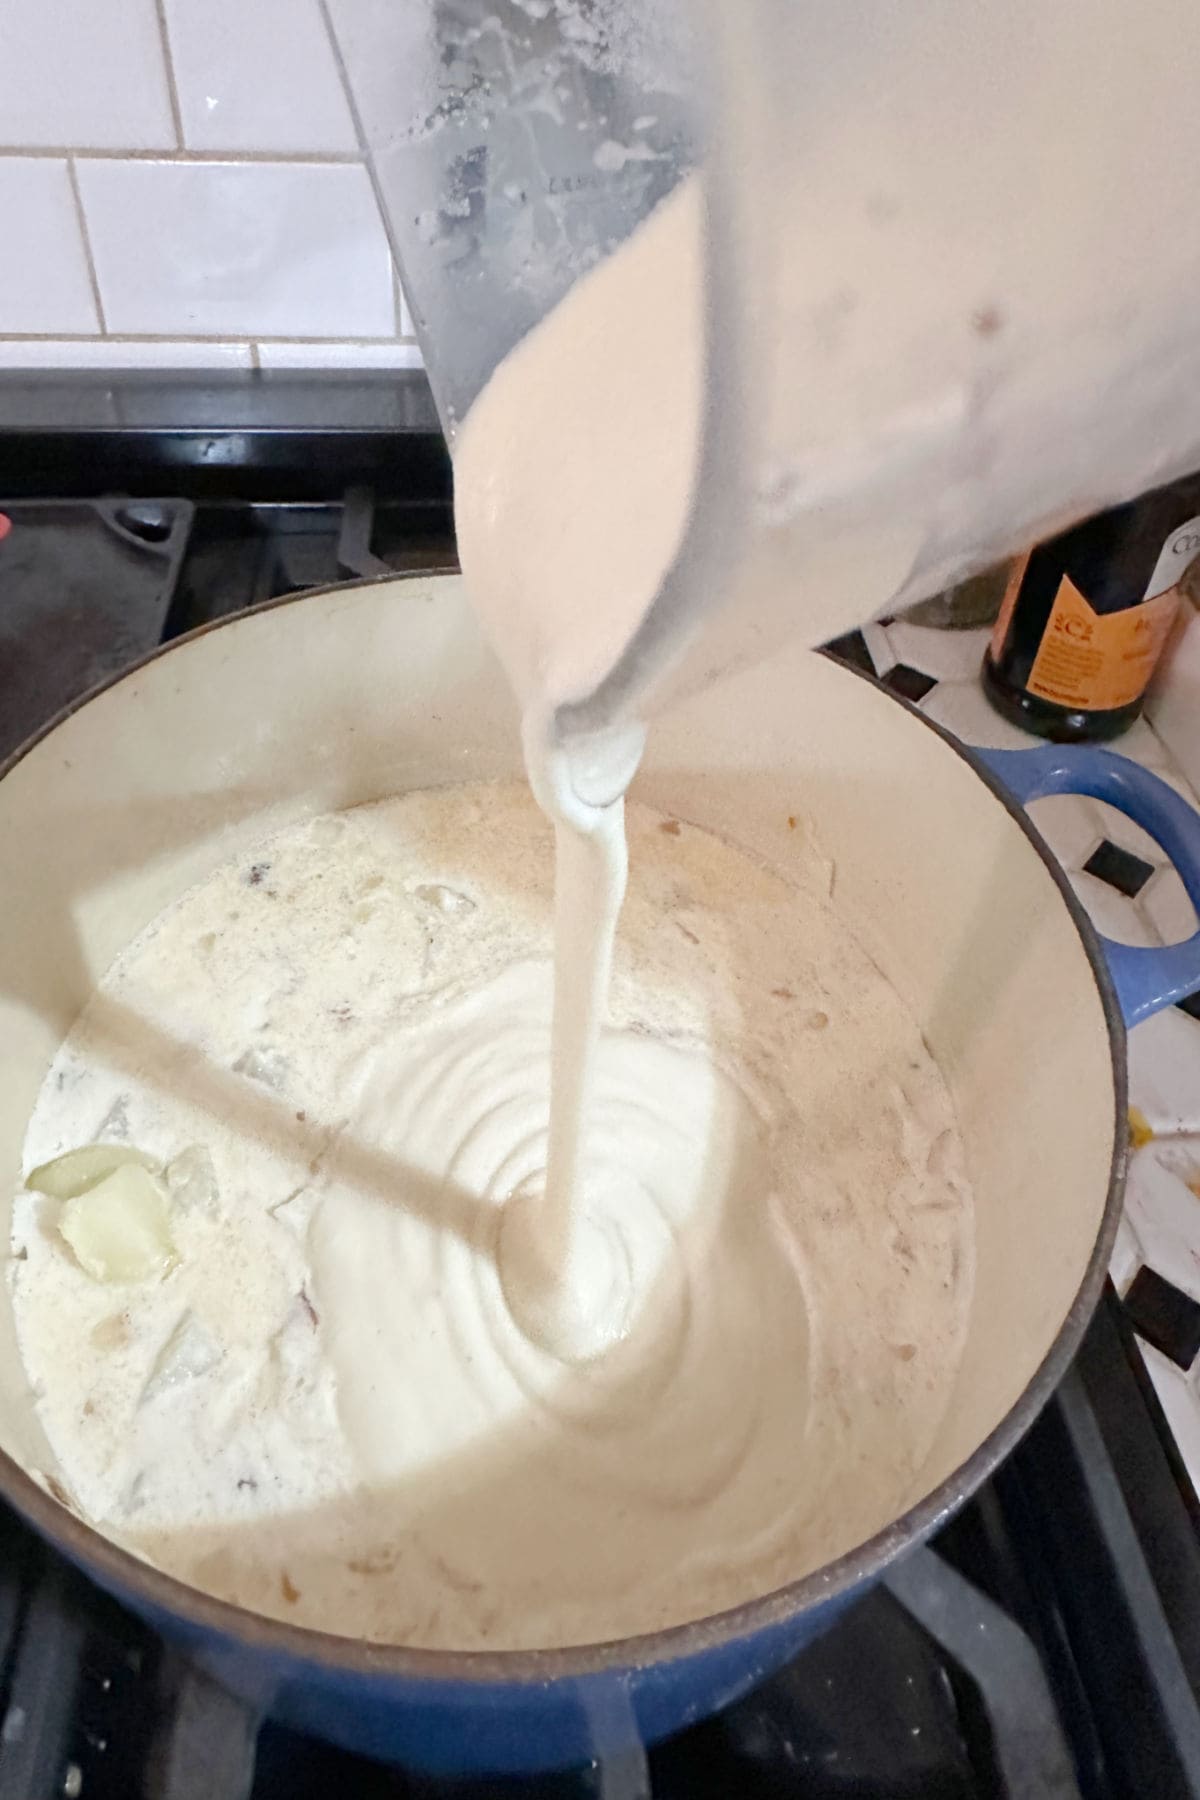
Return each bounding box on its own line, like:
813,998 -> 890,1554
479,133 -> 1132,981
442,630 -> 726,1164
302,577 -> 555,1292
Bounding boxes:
831,615 -> 1200,1488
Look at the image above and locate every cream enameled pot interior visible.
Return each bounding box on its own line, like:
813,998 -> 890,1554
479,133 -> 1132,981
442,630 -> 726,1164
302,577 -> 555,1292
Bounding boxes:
0,575 -> 1117,1583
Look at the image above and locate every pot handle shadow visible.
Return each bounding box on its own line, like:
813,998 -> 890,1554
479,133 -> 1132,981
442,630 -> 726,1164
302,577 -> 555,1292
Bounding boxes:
975,744 -> 1200,1029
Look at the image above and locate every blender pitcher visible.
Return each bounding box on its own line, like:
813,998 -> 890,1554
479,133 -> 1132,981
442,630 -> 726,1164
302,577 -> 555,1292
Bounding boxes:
328,0 -> 1200,734
324,0 -> 701,438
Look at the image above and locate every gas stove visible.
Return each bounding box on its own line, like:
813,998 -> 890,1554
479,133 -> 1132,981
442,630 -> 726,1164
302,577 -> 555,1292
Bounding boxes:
1,370 -> 1199,1800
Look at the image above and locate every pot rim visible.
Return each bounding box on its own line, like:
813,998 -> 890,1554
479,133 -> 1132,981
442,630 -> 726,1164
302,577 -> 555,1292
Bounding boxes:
0,575 -> 1128,1685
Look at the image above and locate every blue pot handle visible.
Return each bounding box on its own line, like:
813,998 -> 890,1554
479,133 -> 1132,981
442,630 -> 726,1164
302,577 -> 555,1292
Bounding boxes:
975,744 -> 1200,1029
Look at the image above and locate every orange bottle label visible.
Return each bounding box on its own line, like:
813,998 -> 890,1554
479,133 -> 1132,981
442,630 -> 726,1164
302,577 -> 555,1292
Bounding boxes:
1025,574 -> 1180,712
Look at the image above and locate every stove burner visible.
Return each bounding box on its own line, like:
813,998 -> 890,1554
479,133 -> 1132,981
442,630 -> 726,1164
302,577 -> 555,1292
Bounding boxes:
0,498 -> 192,763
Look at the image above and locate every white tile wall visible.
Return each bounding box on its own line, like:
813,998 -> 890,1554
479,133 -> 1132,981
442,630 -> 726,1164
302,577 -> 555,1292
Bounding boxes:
0,339 -> 253,370
255,341 -> 425,371
164,0 -> 357,154
0,0 -> 420,370
0,161 -> 99,336
0,0 -> 175,152
77,159 -> 394,338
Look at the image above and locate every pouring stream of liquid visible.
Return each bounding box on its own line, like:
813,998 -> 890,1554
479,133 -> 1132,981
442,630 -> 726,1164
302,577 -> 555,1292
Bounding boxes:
497,721 -> 643,1362
451,176 -> 707,1359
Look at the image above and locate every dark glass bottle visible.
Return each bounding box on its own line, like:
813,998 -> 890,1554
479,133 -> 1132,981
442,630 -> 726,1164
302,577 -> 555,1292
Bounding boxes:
982,472 -> 1200,742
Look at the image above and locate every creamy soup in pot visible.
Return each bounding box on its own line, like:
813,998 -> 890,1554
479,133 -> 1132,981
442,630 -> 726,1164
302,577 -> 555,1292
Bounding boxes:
13,783 -> 972,1649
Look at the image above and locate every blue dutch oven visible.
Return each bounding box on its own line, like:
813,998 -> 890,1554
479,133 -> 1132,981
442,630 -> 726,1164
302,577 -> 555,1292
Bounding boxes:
0,577 -> 1196,1774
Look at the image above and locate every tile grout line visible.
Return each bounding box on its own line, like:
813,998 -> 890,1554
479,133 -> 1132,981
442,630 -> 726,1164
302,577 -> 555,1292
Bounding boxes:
152,0 -> 187,151
0,146 -> 362,166
317,0 -> 411,315
65,158 -> 108,335
316,0 -> 364,150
